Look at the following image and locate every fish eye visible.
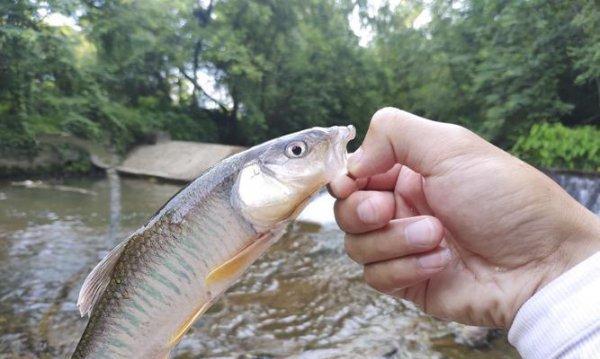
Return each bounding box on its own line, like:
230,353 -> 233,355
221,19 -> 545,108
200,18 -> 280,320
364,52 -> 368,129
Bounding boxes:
285,141 -> 307,158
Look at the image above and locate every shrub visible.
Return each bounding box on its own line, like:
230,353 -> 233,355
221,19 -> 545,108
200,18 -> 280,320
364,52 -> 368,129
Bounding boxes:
511,123 -> 600,171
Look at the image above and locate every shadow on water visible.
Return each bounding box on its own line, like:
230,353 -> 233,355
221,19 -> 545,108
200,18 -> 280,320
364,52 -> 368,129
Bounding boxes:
0,170 -> 597,358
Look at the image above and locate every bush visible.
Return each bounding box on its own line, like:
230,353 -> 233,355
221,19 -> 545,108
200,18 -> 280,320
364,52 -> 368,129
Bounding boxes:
511,123 -> 600,171
163,111 -> 219,143
61,113 -> 103,140
0,113 -> 37,157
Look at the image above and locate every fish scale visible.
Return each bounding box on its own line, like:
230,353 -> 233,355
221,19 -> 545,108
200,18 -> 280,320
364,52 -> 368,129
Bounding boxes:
73,175 -> 257,358
71,125 -> 355,358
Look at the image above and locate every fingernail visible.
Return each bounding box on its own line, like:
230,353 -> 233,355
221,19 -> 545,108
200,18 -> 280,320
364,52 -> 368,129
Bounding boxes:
405,219 -> 436,247
356,197 -> 379,224
347,148 -> 363,173
417,248 -> 452,269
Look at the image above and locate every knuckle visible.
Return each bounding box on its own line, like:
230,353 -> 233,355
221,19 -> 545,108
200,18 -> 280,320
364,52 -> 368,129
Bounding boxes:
329,176 -> 355,200
371,234 -> 389,259
371,107 -> 401,128
389,269 -> 406,286
333,200 -> 349,228
444,123 -> 474,141
388,260 -> 411,285
363,267 -> 385,292
326,183 -> 339,198
344,235 -> 363,263
333,199 -> 342,218
396,180 -> 417,199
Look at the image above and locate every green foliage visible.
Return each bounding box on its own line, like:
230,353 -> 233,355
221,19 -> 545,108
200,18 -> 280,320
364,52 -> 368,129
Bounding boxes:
512,123 -> 600,171
571,0 -> 600,86
54,143 -> 93,173
372,0 -> 598,146
0,0 -> 599,173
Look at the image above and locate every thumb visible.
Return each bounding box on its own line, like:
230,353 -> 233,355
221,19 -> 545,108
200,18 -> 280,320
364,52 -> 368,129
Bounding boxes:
348,107 -> 478,178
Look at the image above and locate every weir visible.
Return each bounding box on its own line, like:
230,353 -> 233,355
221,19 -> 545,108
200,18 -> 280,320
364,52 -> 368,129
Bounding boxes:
550,171 -> 600,215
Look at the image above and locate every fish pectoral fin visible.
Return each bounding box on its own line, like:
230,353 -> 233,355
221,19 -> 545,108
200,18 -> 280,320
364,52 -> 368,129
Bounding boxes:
205,233 -> 273,288
171,231 -> 284,347
170,233 -> 272,347
287,193 -> 314,220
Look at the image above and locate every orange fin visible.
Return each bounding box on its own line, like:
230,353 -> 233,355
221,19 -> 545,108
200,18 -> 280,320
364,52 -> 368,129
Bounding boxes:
287,195 -> 314,219
168,233 -> 274,347
205,233 -> 272,287
169,300 -> 212,346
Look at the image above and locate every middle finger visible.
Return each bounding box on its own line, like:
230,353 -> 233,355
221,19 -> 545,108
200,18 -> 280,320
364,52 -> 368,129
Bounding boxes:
345,216 -> 443,264
334,190 -> 395,234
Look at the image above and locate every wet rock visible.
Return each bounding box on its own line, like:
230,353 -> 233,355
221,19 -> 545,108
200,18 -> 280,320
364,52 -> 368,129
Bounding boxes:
448,322 -> 499,348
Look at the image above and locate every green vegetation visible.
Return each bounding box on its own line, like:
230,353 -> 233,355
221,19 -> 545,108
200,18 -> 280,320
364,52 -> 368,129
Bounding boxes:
512,123 -> 600,172
0,0 -> 599,172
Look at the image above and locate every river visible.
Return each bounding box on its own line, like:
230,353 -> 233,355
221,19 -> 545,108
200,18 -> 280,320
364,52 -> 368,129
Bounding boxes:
1,171 -> 597,358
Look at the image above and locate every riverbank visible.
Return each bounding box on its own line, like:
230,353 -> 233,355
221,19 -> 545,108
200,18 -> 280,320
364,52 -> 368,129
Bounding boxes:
2,134 -> 598,182
0,137 -> 245,183
115,140 -> 244,182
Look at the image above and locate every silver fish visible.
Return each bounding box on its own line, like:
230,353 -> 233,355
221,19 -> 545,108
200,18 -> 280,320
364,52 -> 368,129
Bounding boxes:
72,125 -> 355,358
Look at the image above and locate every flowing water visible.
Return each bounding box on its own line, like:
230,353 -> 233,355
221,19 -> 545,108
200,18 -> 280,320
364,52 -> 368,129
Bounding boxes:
1,171 -> 597,358
550,171 -> 600,215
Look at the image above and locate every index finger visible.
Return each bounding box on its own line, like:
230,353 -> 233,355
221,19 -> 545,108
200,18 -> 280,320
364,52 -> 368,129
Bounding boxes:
347,107 -> 482,178
328,164 -> 401,199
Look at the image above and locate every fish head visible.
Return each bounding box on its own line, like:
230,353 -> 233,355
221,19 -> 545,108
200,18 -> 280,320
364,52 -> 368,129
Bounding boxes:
235,125 -> 356,228
260,125 -> 356,186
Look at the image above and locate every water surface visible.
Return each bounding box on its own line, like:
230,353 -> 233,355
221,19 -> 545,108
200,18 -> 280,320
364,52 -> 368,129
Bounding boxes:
0,177 -> 520,358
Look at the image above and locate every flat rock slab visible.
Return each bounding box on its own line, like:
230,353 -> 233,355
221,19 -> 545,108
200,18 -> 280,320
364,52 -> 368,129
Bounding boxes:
117,141 -> 245,182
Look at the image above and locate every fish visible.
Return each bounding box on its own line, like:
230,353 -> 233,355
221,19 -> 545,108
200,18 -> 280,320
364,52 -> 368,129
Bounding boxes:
71,125 -> 356,358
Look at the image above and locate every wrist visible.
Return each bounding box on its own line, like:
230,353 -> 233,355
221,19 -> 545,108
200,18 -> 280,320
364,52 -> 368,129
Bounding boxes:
542,207 -> 600,289
507,206 -> 600,328
508,250 -> 600,358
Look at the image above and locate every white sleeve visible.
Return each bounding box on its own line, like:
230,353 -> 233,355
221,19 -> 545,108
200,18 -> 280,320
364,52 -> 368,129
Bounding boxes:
508,250 -> 600,358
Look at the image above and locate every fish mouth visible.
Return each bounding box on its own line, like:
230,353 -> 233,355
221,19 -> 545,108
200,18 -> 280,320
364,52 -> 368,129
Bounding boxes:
328,125 -> 356,177
342,125 -> 356,143
331,125 -> 356,146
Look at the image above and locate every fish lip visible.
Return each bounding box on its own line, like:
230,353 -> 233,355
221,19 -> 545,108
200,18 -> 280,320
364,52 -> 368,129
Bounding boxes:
331,125 -> 356,146
345,125 -> 356,143
328,125 -> 355,177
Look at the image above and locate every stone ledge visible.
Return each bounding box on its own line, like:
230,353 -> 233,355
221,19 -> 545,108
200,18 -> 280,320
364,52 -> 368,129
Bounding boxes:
116,141 -> 245,182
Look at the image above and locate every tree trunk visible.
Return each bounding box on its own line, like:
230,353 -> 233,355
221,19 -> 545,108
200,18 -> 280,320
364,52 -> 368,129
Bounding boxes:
226,91 -> 239,144
190,41 -> 201,109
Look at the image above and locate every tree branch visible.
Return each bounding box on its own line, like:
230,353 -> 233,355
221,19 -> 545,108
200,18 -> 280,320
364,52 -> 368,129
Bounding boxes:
179,68 -> 229,112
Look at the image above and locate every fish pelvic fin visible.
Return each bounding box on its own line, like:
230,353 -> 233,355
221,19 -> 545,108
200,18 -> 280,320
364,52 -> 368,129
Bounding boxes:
77,237 -> 130,317
169,300 -> 213,346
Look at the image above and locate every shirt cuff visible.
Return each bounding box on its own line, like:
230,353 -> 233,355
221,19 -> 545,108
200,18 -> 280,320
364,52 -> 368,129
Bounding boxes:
508,250 -> 600,359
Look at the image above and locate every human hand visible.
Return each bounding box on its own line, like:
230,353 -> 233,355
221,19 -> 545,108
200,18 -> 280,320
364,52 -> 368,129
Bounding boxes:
331,107 -> 600,328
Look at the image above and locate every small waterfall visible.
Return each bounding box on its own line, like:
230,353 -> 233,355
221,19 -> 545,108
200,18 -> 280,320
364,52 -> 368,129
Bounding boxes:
549,171 -> 600,215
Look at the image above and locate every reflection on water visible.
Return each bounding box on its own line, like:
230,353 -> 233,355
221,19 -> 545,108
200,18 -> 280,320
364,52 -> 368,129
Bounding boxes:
106,168 -> 121,245
0,177 -> 520,358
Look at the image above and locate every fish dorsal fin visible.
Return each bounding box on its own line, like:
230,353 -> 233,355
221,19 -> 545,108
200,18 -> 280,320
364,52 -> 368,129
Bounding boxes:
77,238 -> 130,317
